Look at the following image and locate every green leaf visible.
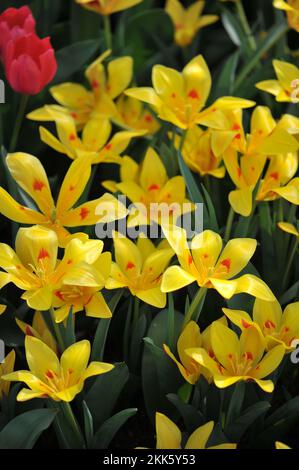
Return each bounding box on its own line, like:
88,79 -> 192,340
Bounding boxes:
52,40 -> 99,85
0,409 -> 56,449
91,408 -> 137,449
91,289 -> 123,362
214,51 -> 239,98
82,401 -> 94,449
142,309 -> 184,421
65,306 -> 75,347
225,382 -> 245,430
225,402 -> 270,442
85,363 -> 129,428
167,393 -> 204,432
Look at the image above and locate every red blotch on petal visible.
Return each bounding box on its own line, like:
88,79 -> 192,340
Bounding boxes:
148,183 -> 160,191
33,179 -> 45,191
79,207 -> 90,220
264,319 -> 276,329
242,319 -> 251,329
126,261 -> 135,270
38,248 -> 50,261
188,89 -> 200,99
220,258 -> 231,272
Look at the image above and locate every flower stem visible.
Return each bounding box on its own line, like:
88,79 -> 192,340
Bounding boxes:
9,94 -> 29,152
50,307 -> 66,352
103,15 -> 112,50
60,401 -> 85,449
236,1 -> 257,52
234,22 -> 289,92
224,206 -> 235,243
184,286 -> 207,327
282,238 -> 298,292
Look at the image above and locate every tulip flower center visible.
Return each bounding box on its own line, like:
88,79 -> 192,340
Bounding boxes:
41,367 -> 76,395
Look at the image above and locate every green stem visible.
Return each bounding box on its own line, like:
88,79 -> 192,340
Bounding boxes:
224,206 -> 235,243
184,287 -> 207,327
282,238 -> 298,291
60,401 -> 85,449
234,22 -> 289,92
167,293 -> 175,350
103,15 -> 112,50
50,307 -> 66,352
236,1 -> 257,52
9,94 -> 29,153
133,296 -> 140,326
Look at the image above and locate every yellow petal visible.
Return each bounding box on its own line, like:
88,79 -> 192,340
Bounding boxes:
163,344 -> 195,384
186,347 -> 219,376
50,83 -> 93,110
185,421 -> 214,449
113,233 -> 142,279
177,321 -> 202,377
136,287 -> 166,308
211,321 -> 240,371
222,307 -> 253,330
61,340 -> 90,382
235,274 -> 275,301
255,80 -> 282,97
278,222 -> 299,237
253,298 -> 282,331
6,153 -> 54,217
17,388 -> 46,401
229,187 -> 253,217
0,188 -> 47,224
107,57 -> 133,99
25,336 -> 60,381
82,361 -> 114,380
155,413 -> 181,449
214,238 -> 257,279
140,147 -> 167,192
251,345 -> 285,379
85,292 -> 112,318
161,265 -> 196,292
56,157 -> 92,216
182,55 -> 211,111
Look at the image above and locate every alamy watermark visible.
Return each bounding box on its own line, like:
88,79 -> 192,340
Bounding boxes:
291,79 -> 299,103
94,196 -> 203,242
0,80 -> 4,104
0,339 -> 4,363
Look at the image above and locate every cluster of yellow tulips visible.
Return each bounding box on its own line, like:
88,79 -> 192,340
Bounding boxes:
0,0 -> 298,451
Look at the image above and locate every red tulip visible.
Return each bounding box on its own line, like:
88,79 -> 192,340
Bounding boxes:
4,33 -> 57,95
0,6 -> 36,58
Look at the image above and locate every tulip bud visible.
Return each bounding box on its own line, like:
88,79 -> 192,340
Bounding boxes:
4,33 -> 57,95
0,6 -> 36,58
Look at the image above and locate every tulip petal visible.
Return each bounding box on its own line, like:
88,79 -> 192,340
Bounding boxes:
85,292 -> 112,318
6,153 -> 54,217
155,413 -> 181,449
0,188 -> 47,224
214,238 -> 257,279
25,336 -> 60,381
185,421 -> 214,449
161,265 -> 196,292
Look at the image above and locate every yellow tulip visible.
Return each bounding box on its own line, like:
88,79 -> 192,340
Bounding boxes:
105,233 -> 174,308
75,0 -> 142,15
126,55 -> 254,129
256,154 -> 298,204
17,311 -> 58,353
114,95 -> 160,134
165,0 -> 218,47
28,51 -> 133,129
0,350 -> 15,400
161,225 -> 275,300
224,106 -> 299,216
52,250 -> 112,323
0,152 -> 127,246
173,127 -> 226,178
187,322 -> 285,392
163,320 -> 227,384
256,60 -> 299,102
223,298 -> 299,351
2,336 -> 114,402
163,321 -> 203,384
150,413 -> 236,449
273,0 -> 299,32
103,147 -> 192,226
0,225 -> 104,311
39,113 -> 146,165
